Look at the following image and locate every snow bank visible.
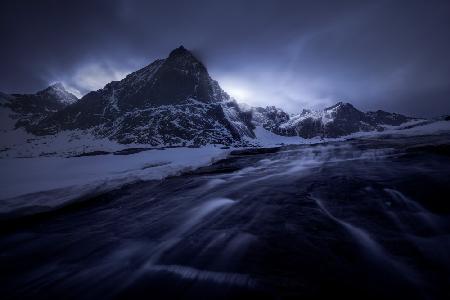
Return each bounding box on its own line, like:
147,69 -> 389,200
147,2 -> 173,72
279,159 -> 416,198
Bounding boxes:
0,146 -> 229,218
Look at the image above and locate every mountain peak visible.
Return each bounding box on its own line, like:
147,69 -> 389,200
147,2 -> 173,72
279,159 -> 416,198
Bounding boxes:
164,46 -> 205,72
37,82 -> 78,104
49,82 -> 65,90
325,101 -> 354,111
167,45 -> 200,62
38,82 -> 67,95
169,45 -> 190,57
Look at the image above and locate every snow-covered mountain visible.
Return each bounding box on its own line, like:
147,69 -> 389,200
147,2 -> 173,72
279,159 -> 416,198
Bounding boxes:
0,46 -> 437,155
251,106 -> 290,132
32,46 -> 254,146
0,83 -> 78,131
252,102 -> 417,138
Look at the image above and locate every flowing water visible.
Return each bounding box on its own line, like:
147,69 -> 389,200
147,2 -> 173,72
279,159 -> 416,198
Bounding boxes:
1,134 -> 450,299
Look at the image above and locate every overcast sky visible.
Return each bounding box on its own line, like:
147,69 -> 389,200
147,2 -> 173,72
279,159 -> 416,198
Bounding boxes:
1,0 -> 450,117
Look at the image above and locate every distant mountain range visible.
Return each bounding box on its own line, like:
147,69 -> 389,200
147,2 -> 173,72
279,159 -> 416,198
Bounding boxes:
251,102 -> 415,138
0,83 -> 77,131
0,46 -> 424,146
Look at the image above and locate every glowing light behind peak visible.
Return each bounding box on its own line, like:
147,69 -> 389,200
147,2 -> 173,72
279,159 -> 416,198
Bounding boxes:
220,79 -> 253,102
216,72 -> 335,114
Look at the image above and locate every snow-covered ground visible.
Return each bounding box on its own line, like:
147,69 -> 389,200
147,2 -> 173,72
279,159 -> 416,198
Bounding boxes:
253,120 -> 450,147
0,105 -> 152,158
350,120 -> 450,138
0,146 -> 229,218
251,126 -> 325,147
1,118 -> 449,218
0,126 -> 150,159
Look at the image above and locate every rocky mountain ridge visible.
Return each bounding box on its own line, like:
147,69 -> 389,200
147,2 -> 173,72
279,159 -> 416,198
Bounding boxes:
251,102 -> 416,138
1,46 -> 421,145
23,46 -> 254,146
0,83 -> 78,130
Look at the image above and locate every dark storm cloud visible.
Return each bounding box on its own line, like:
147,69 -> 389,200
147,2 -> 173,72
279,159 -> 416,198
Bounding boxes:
1,0 -> 449,116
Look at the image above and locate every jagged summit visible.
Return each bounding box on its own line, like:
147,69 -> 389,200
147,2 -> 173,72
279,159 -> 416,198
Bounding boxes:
76,45 -> 226,112
9,82 -> 77,103
49,82 -> 65,89
166,46 -> 203,67
38,82 -> 65,94
1,83 -> 78,130
3,47 -> 417,145
324,101 -> 354,111
30,46 -> 254,145
254,102 -> 415,138
168,45 -> 191,58
36,82 -> 78,104
165,45 -> 205,68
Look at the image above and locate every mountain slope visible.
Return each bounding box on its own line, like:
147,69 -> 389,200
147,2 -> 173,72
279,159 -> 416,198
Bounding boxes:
253,102 -> 416,138
0,83 -> 78,131
1,47 -> 429,149
33,46 -> 255,146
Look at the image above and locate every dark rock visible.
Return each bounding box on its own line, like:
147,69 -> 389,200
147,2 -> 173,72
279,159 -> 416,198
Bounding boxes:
31,47 -> 255,146
73,150 -> 111,157
1,83 -> 78,130
230,147 -> 281,156
113,148 -> 153,155
252,106 -> 289,133
253,102 -> 417,139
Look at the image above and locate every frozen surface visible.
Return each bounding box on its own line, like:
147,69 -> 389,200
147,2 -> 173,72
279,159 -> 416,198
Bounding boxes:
0,146 -> 229,216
